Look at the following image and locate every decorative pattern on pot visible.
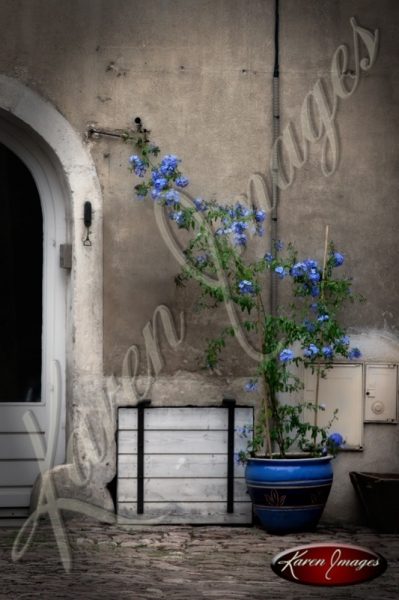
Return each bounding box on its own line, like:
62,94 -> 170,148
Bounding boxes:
245,456 -> 333,534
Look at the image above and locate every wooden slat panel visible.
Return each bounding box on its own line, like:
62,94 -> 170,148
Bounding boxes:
117,407 -> 254,524
234,407 -> 253,430
0,433 -> 45,459
118,453 -> 246,478
118,407 -> 253,431
118,408 -> 137,430
117,453 -> 137,477
146,408 -> 228,430
118,430 -> 249,455
118,430 -> 227,454
117,501 -> 252,524
0,487 -> 32,507
0,461 -> 42,486
118,431 -> 138,453
117,477 -> 249,503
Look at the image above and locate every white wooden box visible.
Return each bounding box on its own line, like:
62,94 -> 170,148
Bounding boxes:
117,405 -> 253,524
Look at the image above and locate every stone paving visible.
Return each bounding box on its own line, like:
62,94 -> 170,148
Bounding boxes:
0,517 -> 398,599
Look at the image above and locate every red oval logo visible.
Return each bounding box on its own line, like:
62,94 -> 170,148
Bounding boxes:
271,543 -> 387,586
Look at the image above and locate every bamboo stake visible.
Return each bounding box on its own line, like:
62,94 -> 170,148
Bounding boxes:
256,293 -> 273,457
321,224 -> 329,298
262,378 -> 273,458
314,225 -> 329,434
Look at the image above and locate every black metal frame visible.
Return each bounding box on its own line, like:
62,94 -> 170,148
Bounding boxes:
117,400 -> 253,517
222,398 -> 236,513
137,399 -> 151,514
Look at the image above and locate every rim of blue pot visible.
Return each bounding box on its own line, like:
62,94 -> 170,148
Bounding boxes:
247,453 -> 334,462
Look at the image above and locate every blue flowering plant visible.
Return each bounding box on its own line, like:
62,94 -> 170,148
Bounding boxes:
128,137 -> 362,460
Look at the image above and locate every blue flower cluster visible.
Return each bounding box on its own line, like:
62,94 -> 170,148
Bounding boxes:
229,203 -> 252,219
244,380 -> 258,392
235,424 -> 254,437
348,347 -> 361,359
195,254 -> 208,266
151,171 -> 168,194
164,189 -> 180,206
322,346 -> 334,359
159,154 -> 181,175
329,432 -> 344,446
175,176 -> 189,187
129,155 -> 147,177
289,259 -> 322,297
192,200 -> 266,245
255,209 -> 266,223
131,152 -> 190,205
270,257 -> 323,296
279,348 -> 294,362
302,336 -> 361,361
275,265 -> 287,279
193,197 -> 207,212
317,314 -> 329,322
130,152 -> 268,244
239,280 -> 255,295
320,432 -> 345,455
303,319 -> 316,333
232,221 -> 248,235
169,210 -> 185,226
332,252 -> 344,266
303,343 -> 318,358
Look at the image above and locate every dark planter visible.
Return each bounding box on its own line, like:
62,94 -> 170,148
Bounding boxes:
350,471 -> 399,532
245,455 -> 333,534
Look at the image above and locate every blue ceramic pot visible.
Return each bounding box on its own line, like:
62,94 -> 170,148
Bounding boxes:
245,455 -> 333,534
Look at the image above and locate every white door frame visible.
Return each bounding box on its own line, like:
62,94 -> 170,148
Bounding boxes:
0,117 -> 67,471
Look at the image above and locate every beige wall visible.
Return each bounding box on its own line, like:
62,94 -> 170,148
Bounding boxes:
0,0 -> 398,524
1,1 -> 397,372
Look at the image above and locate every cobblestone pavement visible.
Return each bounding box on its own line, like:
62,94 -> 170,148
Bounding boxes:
0,517 -> 398,599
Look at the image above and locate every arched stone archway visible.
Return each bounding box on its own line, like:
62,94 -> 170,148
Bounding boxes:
0,76 -> 112,514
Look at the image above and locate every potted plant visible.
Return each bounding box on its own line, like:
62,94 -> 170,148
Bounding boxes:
127,136 -> 362,533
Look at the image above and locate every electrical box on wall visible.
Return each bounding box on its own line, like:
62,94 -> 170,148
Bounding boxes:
364,364 -> 398,422
304,364 -> 363,450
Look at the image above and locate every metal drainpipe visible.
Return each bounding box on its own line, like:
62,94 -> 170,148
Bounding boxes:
270,0 -> 280,316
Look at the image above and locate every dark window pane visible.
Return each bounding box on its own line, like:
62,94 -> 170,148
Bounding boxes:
0,143 -> 42,402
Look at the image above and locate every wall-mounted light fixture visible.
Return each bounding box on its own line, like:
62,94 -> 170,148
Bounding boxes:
83,201 -> 92,246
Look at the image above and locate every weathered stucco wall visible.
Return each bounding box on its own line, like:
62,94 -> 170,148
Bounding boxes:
0,0 -> 398,524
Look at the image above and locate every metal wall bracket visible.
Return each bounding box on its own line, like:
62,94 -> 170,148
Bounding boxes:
59,244 -> 72,269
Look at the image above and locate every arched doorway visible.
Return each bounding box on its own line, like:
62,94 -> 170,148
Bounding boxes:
0,76 -> 105,518
0,120 -> 67,517
0,143 -> 43,404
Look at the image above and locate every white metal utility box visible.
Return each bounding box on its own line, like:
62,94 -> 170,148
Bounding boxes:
364,364 -> 398,422
304,363 -> 364,449
117,403 -> 254,524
